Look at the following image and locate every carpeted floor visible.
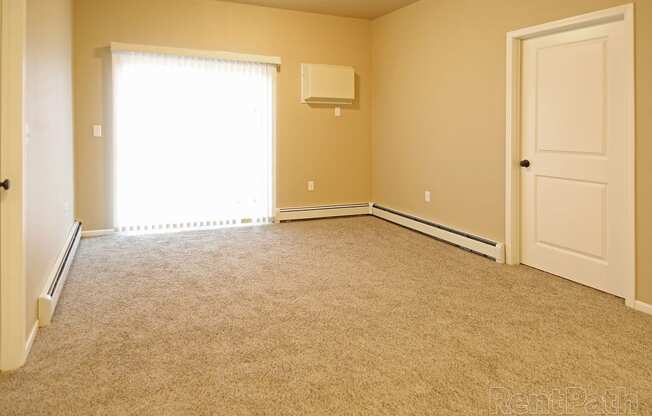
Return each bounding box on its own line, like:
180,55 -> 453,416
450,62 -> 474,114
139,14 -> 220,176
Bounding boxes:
0,216 -> 650,415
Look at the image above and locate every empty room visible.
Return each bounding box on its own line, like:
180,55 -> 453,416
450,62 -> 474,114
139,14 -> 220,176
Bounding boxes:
0,0 -> 650,414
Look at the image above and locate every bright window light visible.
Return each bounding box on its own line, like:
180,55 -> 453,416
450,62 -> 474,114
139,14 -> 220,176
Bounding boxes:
111,51 -> 275,232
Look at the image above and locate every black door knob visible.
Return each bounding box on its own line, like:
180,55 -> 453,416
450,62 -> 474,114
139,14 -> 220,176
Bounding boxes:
520,160 -> 531,168
0,179 -> 9,190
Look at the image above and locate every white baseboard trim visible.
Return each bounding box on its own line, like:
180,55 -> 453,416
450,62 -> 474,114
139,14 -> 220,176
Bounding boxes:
372,205 -> 506,263
632,300 -> 652,316
25,320 -> 38,358
38,222 -> 82,327
81,228 -> 115,238
277,203 -> 372,222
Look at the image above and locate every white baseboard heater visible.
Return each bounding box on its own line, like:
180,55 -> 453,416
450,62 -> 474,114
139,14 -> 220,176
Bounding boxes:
372,205 -> 505,263
277,203 -> 372,222
38,221 -> 82,327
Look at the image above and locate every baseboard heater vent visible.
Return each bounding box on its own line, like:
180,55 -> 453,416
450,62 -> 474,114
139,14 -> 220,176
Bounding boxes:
277,203 -> 372,222
372,205 -> 505,263
38,221 -> 82,327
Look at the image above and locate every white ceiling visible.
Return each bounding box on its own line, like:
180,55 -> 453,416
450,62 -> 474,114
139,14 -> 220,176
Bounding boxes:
220,0 -> 421,19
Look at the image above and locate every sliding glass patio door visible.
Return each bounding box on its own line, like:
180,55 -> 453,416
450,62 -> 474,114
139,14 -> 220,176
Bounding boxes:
111,50 -> 275,232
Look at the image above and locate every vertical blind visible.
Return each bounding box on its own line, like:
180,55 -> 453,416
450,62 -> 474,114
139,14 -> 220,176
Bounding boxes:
111,50 -> 275,232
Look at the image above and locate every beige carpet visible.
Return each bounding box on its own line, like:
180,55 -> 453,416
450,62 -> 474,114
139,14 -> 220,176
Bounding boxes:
1,216 -> 650,415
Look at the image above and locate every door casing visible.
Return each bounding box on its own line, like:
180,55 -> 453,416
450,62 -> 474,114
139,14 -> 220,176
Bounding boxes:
504,4 -> 636,306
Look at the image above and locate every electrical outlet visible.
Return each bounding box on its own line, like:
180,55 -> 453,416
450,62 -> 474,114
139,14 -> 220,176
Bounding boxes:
24,123 -> 31,145
335,107 -> 342,117
308,181 -> 315,192
425,191 -> 431,203
93,124 -> 103,138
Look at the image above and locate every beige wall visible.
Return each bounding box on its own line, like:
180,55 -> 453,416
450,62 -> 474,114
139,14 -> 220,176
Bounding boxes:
25,0 -> 75,335
371,0 -> 652,303
73,0 -> 651,303
73,0 -> 372,230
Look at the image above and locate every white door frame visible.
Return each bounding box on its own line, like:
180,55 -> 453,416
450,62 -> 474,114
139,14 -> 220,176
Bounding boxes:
0,0 -> 27,371
504,4 -> 636,306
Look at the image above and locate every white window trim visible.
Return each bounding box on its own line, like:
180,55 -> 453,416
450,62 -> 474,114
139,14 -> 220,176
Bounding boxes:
110,42 -> 281,66
504,4 -> 636,306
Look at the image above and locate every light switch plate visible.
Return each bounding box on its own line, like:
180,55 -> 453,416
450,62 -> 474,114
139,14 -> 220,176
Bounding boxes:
335,107 -> 342,117
425,191 -> 431,203
308,181 -> 315,192
93,124 -> 103,138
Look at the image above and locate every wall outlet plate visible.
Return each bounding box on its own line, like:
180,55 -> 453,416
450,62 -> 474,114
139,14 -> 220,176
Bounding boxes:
93,124 -> 103,138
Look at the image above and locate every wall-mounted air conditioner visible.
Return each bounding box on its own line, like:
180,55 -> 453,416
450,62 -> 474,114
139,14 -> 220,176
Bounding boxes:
301,64 -> 355,105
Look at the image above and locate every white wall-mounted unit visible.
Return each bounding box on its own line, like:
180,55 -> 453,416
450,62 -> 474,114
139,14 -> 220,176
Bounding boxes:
301,64 -> 355,105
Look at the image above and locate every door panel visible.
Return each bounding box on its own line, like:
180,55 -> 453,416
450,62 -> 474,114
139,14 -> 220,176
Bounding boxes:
536,38 -> 607,155
521,21 -> 627,298
535,176 -> 606,259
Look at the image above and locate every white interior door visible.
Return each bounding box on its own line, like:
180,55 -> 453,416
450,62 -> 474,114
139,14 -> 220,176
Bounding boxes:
520,20 -> 629,298
1,0 -> 28,370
